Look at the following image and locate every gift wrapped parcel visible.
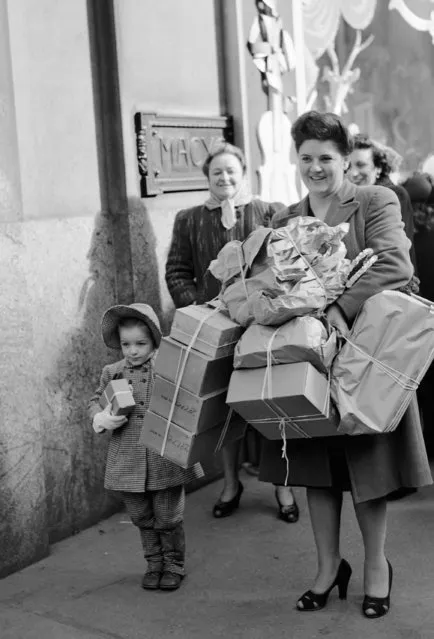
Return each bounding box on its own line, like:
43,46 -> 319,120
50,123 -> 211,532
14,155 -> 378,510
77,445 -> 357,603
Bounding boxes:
331,290 -> 434,435
209,218 -> 351,326
233,316 -> 337,374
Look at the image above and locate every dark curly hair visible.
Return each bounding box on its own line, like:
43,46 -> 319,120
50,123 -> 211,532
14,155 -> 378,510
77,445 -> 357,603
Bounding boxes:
353,134 -> 390,181
291,111 -> 354,156
202,142 -> 246,178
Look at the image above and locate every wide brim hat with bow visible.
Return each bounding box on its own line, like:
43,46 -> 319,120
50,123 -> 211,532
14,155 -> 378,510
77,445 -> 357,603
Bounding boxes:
101,303 -> 162,349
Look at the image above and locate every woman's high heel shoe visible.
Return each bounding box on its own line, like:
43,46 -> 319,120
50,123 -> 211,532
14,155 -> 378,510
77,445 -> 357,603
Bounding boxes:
296,559 -> 352,611
274,487 -> 299,523
362,560 -> 393,619
212,482 -> 244,518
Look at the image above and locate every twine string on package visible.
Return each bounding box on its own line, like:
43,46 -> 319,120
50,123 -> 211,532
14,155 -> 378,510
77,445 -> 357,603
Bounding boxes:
161,304 -> 223,457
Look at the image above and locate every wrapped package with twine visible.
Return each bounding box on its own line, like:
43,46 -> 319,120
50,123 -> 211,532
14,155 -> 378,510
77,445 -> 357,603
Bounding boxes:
209,218 -> 352,327
233,315 -> 337,374
332,290 -> 434,435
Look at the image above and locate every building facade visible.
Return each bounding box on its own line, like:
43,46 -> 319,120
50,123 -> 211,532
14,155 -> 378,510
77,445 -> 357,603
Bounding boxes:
1,0 -> 434,578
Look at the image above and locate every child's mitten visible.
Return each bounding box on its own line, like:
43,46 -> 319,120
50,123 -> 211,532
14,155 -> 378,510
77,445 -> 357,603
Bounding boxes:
93,404 -> 127,433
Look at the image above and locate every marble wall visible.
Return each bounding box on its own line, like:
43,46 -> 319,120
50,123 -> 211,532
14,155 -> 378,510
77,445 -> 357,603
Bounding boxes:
0,0 -> 120,576
0,0 -> 231,577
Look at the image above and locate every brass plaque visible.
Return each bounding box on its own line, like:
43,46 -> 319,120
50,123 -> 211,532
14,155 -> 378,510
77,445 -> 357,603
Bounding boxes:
134,113 -> 233,196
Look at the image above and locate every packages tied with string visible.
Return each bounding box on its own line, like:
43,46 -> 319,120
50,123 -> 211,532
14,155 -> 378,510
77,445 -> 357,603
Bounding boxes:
226,362 -> 339,439
149,375 -> 230,434
141,411 -> 246,468
154,337 -> 234,396
99,379 -> 135,416
331,290 -> 434,436
233,316 -> 337,374
169,303 -> 243,359
209,219 -> 351,327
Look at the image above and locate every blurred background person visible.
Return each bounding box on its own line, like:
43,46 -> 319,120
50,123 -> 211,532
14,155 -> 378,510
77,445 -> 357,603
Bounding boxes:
349,134 -> 416,267
402,171 -> 434,455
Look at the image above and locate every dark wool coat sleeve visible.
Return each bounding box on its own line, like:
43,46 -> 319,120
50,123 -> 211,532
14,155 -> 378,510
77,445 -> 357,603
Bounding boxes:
335,187 -> 414,322
165,209 -> 198,308
378,178 -> 417,268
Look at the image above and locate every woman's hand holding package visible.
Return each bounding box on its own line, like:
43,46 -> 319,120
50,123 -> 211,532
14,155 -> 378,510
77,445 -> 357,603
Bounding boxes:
92,404 -> 128,433
325,303 -> 349,337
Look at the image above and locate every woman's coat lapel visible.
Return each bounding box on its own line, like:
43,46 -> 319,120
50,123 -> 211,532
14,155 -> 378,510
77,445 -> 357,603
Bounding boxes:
281,180 -> 360,227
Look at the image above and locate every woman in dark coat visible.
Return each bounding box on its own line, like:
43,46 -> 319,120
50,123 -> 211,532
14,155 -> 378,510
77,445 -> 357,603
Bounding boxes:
165,142 -> 298,523
403,173 -> 434,454
260,112 -> 432,619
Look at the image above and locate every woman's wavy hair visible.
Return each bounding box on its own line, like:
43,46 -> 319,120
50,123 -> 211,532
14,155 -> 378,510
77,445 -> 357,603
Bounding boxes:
291,111 -> 354,156
202,142 -> 246,178
353,134 -> 391,181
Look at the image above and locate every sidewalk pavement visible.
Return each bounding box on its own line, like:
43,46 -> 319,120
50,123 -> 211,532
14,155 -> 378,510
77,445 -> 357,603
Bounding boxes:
1,472 -> 434,639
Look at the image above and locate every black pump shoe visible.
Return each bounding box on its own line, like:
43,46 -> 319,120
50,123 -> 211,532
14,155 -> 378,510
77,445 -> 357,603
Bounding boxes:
212,482 -> 244,518
275,487 -> 299,523
297,559 -> 352,611
363,560 -> 393,619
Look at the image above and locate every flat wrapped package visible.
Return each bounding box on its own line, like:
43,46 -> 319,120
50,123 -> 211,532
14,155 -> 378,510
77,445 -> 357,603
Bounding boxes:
233,316 -> 337,374
331,291 -> 434,435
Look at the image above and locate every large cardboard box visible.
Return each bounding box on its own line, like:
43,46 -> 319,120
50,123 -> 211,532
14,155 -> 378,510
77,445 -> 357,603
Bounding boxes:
170,304 -> 243,358
141,411 -> 246,468
99,379 -> 135,416
154,336 -> 234,396
226,362 -> 338,439
149,375 -> 229,434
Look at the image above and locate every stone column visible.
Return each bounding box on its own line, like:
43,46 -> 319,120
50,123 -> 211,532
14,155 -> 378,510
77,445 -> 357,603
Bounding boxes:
0,0 -> 48,578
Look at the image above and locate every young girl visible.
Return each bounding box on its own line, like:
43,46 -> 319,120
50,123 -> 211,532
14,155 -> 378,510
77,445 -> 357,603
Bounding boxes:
89,303 -> 203,591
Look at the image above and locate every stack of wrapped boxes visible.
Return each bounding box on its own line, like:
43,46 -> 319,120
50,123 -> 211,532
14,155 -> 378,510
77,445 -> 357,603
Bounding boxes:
227,317 -> 339,439
212,218 -> 352,441
141,218 -> 434,467
141,304 -> 245,468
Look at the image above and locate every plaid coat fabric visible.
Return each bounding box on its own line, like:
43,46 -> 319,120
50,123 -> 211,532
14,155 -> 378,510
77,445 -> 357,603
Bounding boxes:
165,199 -> 285,308
88,358 -> 203,492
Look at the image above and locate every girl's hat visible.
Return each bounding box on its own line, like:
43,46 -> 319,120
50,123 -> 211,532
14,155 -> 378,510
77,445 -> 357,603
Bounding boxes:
101,303 -> 162,349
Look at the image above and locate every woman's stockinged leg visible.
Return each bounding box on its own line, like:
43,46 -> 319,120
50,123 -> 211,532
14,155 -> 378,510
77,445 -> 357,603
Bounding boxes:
275,484 -> 295,506
219,440 -> 241,501
307,487 -> 343,592
354,497 -> 389,598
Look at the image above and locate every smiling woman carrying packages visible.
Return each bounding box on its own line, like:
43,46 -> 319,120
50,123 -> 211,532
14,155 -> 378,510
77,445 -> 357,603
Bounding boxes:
259,111 -> 432,619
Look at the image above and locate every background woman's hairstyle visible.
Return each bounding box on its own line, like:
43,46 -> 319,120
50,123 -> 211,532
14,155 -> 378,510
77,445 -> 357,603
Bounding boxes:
202,142 -> 247,177
353,133 -> 391,181
291,110 -> 354,156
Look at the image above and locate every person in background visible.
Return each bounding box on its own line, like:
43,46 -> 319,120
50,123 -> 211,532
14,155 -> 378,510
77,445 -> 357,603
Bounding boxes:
349,133 -> 416,266
89,303 -> 203,591
261,111 -> 432,619
165,142 -> 299,524
403,172 -> 434,455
